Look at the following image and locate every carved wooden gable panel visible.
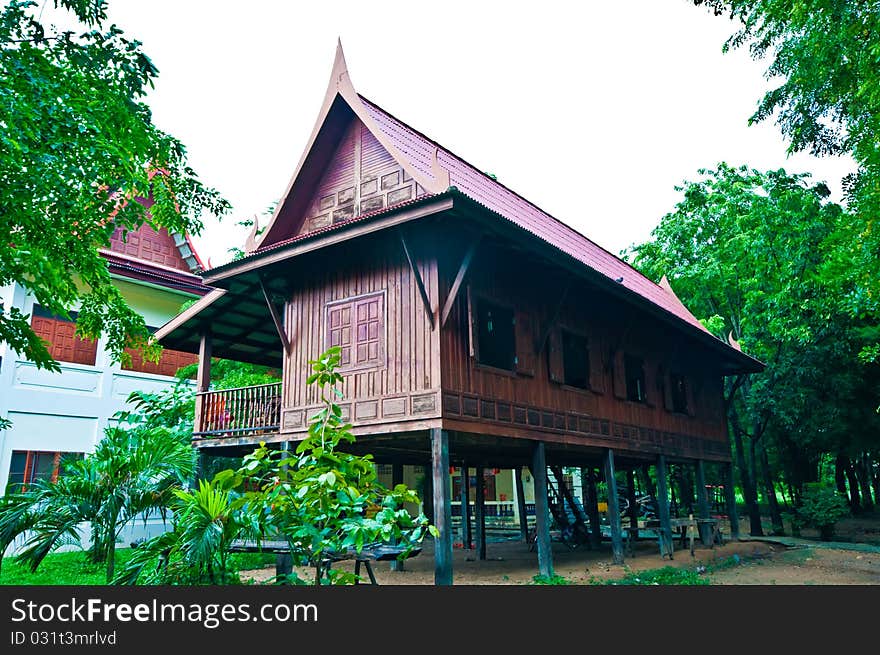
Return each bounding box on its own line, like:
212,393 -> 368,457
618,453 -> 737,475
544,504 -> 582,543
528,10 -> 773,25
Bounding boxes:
108,222 -> 190,271
298,118 -> 427,237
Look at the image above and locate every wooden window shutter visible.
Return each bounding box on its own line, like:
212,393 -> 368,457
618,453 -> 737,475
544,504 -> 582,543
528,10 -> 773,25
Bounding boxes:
327,302 -> 353,367
643,362 -> 657,407
547,327 -> 564,384
611,349 -> 626,399
661,368 -> 674,411
685,375 -> 697,416
353,294 -> 383,367
71,332 -> 97,365
31,314 -> 96,365
589,336 -> 605,393
514,311 -> 535,377
467,286 -> 478,360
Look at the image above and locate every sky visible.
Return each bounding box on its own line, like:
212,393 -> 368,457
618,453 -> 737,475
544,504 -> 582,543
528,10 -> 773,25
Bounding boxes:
101,0 -> 855,269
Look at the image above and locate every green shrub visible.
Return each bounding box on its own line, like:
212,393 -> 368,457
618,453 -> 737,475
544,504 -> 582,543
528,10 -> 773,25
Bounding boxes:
795,485 -> 849,541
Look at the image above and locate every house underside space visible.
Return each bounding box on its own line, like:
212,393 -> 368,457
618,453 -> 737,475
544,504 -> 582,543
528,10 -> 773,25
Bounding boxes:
187,410 -> 740,584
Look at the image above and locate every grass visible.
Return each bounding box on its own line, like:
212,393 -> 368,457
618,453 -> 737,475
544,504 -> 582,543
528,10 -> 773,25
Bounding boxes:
0,550 -> 135,585
531,573 -> 574,585
0,549 -> 277,585
598,566 -> 711,586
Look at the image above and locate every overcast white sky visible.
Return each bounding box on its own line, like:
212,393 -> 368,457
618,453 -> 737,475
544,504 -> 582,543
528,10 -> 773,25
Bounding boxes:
103,0 -> 854,268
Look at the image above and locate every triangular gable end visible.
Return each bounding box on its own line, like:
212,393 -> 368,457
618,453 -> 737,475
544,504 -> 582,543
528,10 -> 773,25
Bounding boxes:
253,41 -> 449,251
292,114 -> 434,237
108,200 -> 203,274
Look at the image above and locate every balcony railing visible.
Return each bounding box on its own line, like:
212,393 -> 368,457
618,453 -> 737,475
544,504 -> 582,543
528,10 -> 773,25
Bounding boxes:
195,382 -> 282,438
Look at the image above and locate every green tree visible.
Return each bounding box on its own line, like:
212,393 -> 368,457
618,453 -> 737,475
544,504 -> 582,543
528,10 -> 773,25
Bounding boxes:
628,163 -> 877,533
0,383 -> 196,582
692,0 -> 880,357
0,0 -> 229,378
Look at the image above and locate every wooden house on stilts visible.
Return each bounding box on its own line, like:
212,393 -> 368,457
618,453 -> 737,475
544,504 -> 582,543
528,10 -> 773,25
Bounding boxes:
156,43 -> 763,584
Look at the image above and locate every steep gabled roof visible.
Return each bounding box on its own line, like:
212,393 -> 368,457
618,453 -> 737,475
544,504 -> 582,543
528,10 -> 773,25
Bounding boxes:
357,95 -> 716,337
183,43 -> 762,373
248,42 -> 711,338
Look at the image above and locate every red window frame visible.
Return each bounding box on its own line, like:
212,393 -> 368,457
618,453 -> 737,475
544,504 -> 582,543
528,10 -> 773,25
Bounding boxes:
6,450 -> 83,493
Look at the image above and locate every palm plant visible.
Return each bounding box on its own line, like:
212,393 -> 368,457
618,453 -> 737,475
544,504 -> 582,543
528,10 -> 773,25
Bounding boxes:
115,474 -> 261,585
0,384 -> 196,582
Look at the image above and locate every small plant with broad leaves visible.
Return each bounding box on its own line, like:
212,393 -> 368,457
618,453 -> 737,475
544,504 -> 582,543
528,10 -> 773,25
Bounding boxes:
239,347 -> 436,584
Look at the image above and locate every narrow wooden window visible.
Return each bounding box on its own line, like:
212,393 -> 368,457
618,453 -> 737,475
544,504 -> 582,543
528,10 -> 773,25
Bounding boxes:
561,329 -> 590,389
514,311 -> 535,376
624,354 -> 646,403
326,291 -> 385,371
475,299 -> 515,371
670,373 -> 689,414
30,306 -> 97,365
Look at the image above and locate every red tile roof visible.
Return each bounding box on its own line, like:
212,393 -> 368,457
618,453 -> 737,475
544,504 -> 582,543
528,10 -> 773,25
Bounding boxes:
359,95 -> 711,336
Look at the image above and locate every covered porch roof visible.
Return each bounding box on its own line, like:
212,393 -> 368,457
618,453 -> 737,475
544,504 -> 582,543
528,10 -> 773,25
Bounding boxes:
154,288 -> 282,368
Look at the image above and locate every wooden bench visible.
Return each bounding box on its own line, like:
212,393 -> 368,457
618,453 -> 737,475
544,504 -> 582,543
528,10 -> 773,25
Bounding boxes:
627,515 -> 722,559
229,539 -> 421,585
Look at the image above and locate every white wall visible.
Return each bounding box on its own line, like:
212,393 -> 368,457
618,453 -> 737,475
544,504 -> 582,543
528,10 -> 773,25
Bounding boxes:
0,277 -> 198,495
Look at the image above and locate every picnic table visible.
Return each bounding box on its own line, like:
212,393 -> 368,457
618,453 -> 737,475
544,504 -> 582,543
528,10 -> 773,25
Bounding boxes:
229,539 -> 421,585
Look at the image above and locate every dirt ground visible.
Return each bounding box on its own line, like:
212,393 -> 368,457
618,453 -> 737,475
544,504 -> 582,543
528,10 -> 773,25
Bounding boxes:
240,514 -> 880,585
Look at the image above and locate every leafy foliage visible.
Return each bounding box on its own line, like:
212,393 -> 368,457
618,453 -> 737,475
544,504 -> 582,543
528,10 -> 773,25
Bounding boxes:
0,383 -> 196,582
117,347 -> 434,585
114,475 -> 262,585
0,0 -> 229,372
692,0 -> 880,358
176,357 -> 280,390
794,485 -> 850,540
531,574 -> 573,585
238,347 -> 435,584
628,163 -> 879,529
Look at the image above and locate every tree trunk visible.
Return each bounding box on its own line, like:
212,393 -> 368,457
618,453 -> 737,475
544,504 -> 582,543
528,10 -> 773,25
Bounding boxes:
844,457 -> 862,513
584,468 -> 602,549
676,465 -> 695,516
872,453 -> 880,509
758,440 -> 784,535
746,436 -> 766,535
834,454 -> 848,496
858,453 -> 874,510
106,540 -> 115,584
626,469 -> 638,538
730,414 -> 763,536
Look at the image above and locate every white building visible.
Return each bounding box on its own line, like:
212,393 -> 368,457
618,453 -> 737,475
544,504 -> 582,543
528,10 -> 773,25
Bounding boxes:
0,220 -> 209,544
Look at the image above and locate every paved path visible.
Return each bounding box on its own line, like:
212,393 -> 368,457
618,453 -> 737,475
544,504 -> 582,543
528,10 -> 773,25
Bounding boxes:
743,535 -> 880,554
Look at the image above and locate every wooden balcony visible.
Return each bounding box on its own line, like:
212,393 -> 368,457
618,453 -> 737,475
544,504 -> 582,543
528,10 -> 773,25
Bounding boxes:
194,382 -> 282,438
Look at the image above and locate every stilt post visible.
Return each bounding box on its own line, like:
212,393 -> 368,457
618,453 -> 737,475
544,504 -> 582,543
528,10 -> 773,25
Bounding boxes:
431,429 -> 452,585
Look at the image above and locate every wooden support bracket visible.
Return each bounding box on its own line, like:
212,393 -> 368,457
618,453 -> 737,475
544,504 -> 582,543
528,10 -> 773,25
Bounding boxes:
259,276 -> 290,355
398,230 -> 435,330
440,236 -> 481,328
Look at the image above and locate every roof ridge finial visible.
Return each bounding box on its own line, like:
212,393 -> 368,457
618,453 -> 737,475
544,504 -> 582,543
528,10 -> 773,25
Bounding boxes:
431,148 -> 451,189
244,214 -> 261,254
333,37 -> 350,88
